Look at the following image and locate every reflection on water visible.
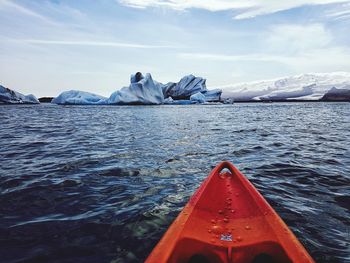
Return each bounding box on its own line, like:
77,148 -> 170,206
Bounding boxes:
0,103 -> 349,262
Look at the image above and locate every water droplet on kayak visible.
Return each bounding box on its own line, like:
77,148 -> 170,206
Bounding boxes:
237,236 -> 243,242
211,219 -> 216,224
218,210 -> 223,214
231,209 -> 235,213
215,234 -> 219,238
211,224 -> 225,234
223,218 -> 229,223
208,229 -> 212,233
235,193 -> 239,197
226,197 -> 232,201
264,211 -> 268,215
210,239 -> 216,243
245,225 -> 251,230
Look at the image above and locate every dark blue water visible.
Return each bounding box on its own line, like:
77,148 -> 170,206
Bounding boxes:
0,103 -> 349,263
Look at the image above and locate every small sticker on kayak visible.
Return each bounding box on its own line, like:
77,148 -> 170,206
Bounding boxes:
220,234 -> 232,241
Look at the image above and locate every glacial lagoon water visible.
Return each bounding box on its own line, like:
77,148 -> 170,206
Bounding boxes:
0,103 -> 349,262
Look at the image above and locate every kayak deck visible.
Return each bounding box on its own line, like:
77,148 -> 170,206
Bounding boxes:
146,161 -> 314,263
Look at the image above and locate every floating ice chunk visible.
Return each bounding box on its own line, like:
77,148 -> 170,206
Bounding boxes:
167,100 -> 195,105
0,85 -> 39,104
163,96 -> 174,104
223,98 -> 234,104
52,90 -> 107,105
163,96 -> 195,105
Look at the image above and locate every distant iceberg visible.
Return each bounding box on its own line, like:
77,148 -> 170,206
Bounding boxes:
51,90 -> 107,105
0,85 -> 39,104
53,72 -> 222,105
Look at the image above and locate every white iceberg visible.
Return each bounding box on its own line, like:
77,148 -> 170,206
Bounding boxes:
108,73 -> 164,105
51,90 -> 107,105
0,85 -> 39,104
53,72 -> 222,105
162,75 -> 206,99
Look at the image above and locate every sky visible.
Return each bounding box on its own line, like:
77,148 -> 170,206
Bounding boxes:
1,0 -> 350,97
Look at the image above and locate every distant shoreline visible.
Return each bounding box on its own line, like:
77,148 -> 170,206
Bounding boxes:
16,98 -> 350,104
229,99 -> 350,103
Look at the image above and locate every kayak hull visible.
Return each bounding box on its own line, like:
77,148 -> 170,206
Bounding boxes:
146,161 -> 314,263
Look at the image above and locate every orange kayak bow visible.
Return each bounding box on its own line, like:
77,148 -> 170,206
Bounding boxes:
146,161 -> 314,263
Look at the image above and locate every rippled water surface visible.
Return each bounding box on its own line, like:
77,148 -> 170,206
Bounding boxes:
0,103 -> 349,263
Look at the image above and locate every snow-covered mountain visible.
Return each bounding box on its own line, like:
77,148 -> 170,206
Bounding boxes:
220,72 -> 350,101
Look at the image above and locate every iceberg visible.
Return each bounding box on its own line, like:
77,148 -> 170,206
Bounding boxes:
161,74 -> 221,102
108,73 -> 164,105
51,90 -> 107,105
0,85 -> 39,104
163,75 -> 207,99
53,72 -> 222,105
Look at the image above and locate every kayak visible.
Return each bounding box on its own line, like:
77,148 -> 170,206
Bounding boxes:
146,161 -> 314,263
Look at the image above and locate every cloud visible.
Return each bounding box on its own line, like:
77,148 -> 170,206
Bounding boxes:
0,0 -> 57,24
232,0 -> 350,19
19,39 -> 180,49
118,0 -> 252,11
178,48 -> 350,72
178,22 -> 350,72
326,2 -> 350,20
266,23 -> 332,53
118,0 -> 350,19
178,52 -> 282,62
